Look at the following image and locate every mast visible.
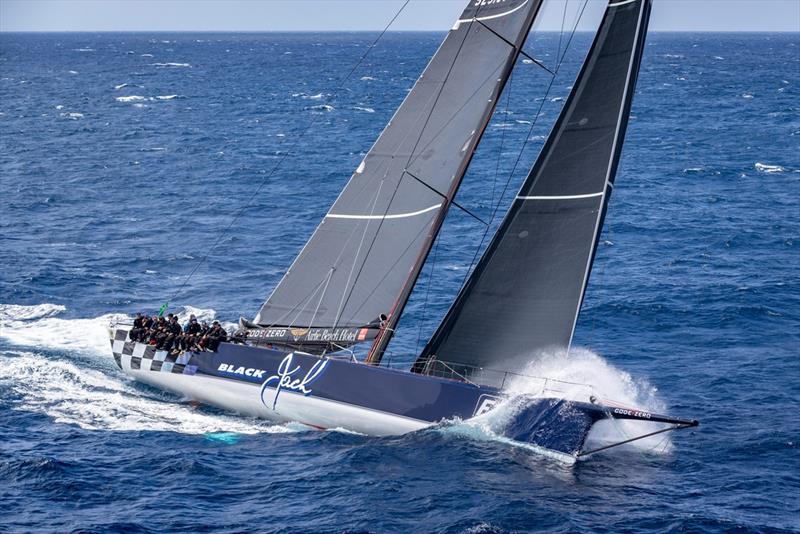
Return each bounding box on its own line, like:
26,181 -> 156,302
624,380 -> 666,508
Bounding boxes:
415,0 -> 653,375
253,0 -> 545,356
366,0 -> 548,365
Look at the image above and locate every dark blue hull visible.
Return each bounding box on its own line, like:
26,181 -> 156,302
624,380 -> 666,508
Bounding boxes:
110,328 -> 691,459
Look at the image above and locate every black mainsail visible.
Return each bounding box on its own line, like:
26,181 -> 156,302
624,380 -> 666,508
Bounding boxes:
415,0 -> 653,375
253,0 -> 545,353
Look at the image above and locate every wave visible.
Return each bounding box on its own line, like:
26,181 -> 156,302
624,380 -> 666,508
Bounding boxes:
114,83 -> 141,90
308,104 -> 335,112
359,76 -> 376,81
0,304 -> 286,434
353,106 -> 375,113
439,347 -> 674,458
150,62 -> 191,68
115,95 -> 183,103
755,162 -> 787,173
115,95 -> 148,103
0,351 -> 291,434
61,112 -> 84,120
0,303 -> 65,321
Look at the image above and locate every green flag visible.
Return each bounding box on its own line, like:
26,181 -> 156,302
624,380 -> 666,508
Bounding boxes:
158,301 -> 169,317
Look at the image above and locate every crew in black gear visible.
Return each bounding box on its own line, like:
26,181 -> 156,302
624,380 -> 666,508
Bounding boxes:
205,321 -> 228,352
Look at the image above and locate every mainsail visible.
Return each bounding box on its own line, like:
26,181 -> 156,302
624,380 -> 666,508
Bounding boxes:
253,0 -> 545,352
415,0 -> 653,374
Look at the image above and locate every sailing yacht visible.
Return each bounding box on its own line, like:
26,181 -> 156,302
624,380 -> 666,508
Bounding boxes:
109,0 -> 697,461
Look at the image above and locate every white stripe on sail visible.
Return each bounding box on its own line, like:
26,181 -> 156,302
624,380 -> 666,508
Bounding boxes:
516,192 -> 604,201
326,204 -> 441,220
608,0 -> 636,7
452,0 -> 530,30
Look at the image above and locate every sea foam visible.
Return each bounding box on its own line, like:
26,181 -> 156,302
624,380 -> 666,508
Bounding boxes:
0,303 -> 283,434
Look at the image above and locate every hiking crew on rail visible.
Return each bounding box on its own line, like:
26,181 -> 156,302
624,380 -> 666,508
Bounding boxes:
129,313 -> 228,354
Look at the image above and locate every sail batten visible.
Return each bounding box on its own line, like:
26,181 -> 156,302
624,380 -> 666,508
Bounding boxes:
254,0 -> 545,354
416,0 -> 653,374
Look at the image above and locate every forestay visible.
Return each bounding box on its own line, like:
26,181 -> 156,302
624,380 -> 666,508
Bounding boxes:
416,0 -> 653,375
254,0 -> 544,351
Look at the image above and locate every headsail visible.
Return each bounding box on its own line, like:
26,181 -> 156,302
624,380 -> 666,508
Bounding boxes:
253,0 -> 545,353
415,0 -> 653,375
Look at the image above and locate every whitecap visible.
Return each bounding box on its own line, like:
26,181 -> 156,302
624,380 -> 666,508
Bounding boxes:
515,119 -> 532,124
309,104 -> 335,112
155,94 -> 179,100
522,58 -> 534,64
68,70 -> 79,75
55,105 -> 64,110
60,112 -> 84,119
114,83 -> 131,90
303,93 -> 325,100
0,303 -> 66,322
150,62 -> 191,68
713,56 -> 724,60
742,92 -> 754,99
74,48 -> 94,52
755,162 -> 786,173
433,346 -> 673,461
353,106 -> 375,113
0,350 -> 296,435
140,53 -> 154,57
506,347 -> 673,454
359,76 -> 376,81
115,95 -> 148,102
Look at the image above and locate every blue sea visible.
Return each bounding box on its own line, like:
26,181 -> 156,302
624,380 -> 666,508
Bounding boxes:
1,27 -> 798,533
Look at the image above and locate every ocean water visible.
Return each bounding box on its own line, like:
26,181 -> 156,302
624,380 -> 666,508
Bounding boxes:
1,27 -> 798,533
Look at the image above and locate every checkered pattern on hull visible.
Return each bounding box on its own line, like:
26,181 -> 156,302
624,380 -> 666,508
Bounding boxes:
109,328 -> 198,376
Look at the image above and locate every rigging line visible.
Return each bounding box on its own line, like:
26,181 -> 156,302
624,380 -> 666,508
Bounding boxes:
555,0 -> 569,72
286,272 -> 331,329
340,220 -> 434,325
456,0 -> 590,290
305,266 -> 335,330
490,69 -> 514,217
403,61 -> 504,171
577,424 -> 690,458
331,11 -> 482,330
261,166 -> 390,329
166,0 -> 412,307
474,19 -> 556,76
415,238 -> 441,355
403,170 -> 488,226
266,274 -> 330,328
331,180 -> 385,329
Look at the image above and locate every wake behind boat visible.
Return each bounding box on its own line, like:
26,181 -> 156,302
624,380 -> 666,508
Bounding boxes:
109,0 -> 697,461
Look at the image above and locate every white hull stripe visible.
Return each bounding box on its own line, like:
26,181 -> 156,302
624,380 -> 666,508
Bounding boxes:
326,203 -> 441,220
608,0 -> 636,7
516,192 -> 604,201
452,0 -> 530,30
